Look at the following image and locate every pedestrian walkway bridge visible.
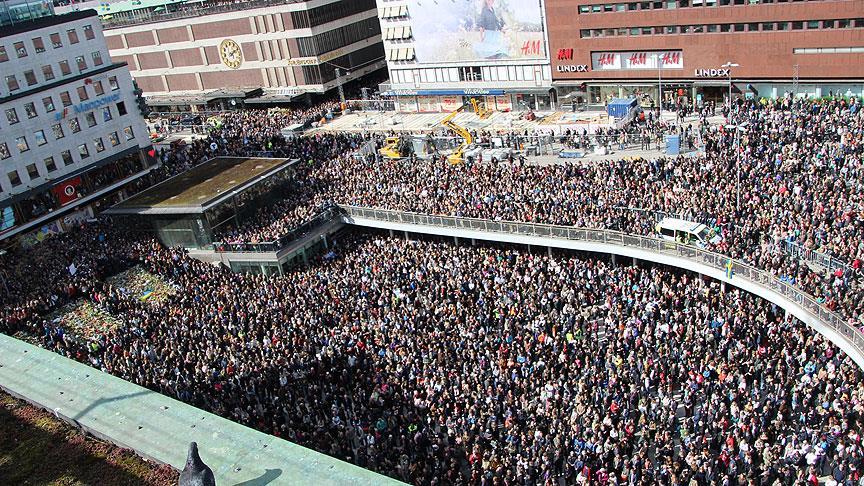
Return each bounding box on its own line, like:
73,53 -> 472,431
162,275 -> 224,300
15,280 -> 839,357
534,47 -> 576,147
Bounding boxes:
0,333 -> 403,486
339,205 -> 864,369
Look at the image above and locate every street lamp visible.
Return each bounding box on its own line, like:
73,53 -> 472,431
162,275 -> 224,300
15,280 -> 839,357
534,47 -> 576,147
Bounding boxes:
721,62 -> 739,110
725,121 -> 749,212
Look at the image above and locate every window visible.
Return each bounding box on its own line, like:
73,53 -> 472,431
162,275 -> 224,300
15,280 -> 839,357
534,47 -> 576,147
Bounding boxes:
14,41 -> 27,58
85,112 -> 97,128
50,33 -> 62,48
59,60 -> 71,76
92,51 -> 103,66
44,156 -> 57,172
805,20 -> 818,29
580,29 -> 591,37
67,29 -> 79,44
32,37 -> 45,53
855,19 -> 864,28
7,171 -> 21,187
93,80 -> 104,96
6,75 -> 19,92
762,22 -> 774,31
0,143 -> 9,160
24,70 -> 37,86
94,137 -> 105,153
838,19 -> 850,28
579,5 -> 589,12
0,46 -> 7,62
720,24 -> 731,32
69,117 -> 81,133
24,102 -> 37,119
791,21 -> 803,30
108,131 -> 120,146
748,23 -> 759,31
42,97 -> 55,113
5,108 -> 18,124
83,25 -> 95,40
123,126 -> 135,140
628,2 -> 639,9
102,106 -> 112,122
34,130 -> 47,146
26,163 -> 39,179
75,55 -> 87,72
733,23 -> 745,32
776,21 -> 788,30
42,65 -> 55,81
60,91 -> 72,106
77,86 -> 89,102
707,24 -> 719,32
52,123 -> 64,139
822,20 -> 834,29
78,143 -> 89,159
16,136 -> 29,153
61,150 -> 73,166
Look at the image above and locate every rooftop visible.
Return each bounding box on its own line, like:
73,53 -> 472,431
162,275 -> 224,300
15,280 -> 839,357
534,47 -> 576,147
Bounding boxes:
107,157 -> 296,215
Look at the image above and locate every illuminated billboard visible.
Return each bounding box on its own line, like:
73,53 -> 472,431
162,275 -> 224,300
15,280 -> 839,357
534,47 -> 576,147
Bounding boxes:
408,0 -> 546,63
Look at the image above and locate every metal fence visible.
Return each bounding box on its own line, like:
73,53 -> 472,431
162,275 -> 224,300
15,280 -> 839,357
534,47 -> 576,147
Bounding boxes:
211,206 -> 338,253
340,205 -> 864,359
782,240 -> 855,277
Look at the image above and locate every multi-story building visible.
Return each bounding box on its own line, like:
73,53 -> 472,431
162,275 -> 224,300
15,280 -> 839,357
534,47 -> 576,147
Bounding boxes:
58,0 -> 387,110
0,9 -> 152,244
0,0 -> 54,27
547,0 -> 864,107
376,0 -> 555,112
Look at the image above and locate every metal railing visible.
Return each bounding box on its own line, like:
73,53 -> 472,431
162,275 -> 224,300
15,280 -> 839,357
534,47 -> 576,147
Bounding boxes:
101,0 -> 306,29
782,240 -> 855,278
340,205 -> 864,359
211,206 -> 338,253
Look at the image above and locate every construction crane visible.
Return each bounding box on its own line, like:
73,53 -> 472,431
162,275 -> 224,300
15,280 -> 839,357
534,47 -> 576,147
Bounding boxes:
470,97 -> 491,119
440,106 -> 473,165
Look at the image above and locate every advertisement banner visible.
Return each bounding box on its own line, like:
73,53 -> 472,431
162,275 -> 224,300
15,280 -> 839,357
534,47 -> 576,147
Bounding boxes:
592,51 -> 683,71
409,0 -> 546,63
52,176 -> 83,206
418,96 -> 439,113
439,96 -> 463,112
20,221 -> 63,249
495,95 -> 513,112
0,206 -> 15,233
398,97 -> 419,113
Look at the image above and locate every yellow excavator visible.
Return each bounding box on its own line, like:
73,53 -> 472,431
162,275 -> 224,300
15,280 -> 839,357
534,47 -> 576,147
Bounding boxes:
379,136 -> 405,159
470,97 -> 491,119
441,107 -> 473,165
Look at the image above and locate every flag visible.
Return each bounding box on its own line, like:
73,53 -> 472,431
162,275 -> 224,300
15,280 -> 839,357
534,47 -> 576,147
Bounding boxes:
725,259 -> 734,279
52,176 -> 83,206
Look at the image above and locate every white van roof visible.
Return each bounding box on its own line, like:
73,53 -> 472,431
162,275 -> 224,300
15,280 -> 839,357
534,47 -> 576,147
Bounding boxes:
658,217 -> 707,234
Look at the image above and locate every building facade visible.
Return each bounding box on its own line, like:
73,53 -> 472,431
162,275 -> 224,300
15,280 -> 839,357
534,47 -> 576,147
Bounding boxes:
547,0 -> 864,107
376,0 -> 555,112
0,0 -> 54,27
0,9 -> 152,244
67,0 -> 387,109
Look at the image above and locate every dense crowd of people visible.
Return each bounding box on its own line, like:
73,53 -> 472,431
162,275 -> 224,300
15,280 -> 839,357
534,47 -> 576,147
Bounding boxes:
3,94 -> 864,485
2,227 -> 863,485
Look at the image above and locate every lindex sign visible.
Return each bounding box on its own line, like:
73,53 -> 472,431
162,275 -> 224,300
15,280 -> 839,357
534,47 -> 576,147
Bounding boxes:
695,68 -> 731,77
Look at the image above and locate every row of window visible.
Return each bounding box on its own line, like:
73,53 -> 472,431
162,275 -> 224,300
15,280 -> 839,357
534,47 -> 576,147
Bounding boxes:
1,126 -> 135,189
391,64 -> 550,85
295,17 -> 381,57
579,18 -> 864,37
2,76 -> 121,129
0,24 -> 95,63
578,0 -> 829,13
383,26 -> 412,41
386,47 -> 415,61
2,102 -> 129,156
3,51 -> 106,95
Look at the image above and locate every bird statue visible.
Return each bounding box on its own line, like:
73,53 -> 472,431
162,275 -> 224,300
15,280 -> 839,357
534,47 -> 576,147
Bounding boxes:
179,442 -> 216,486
